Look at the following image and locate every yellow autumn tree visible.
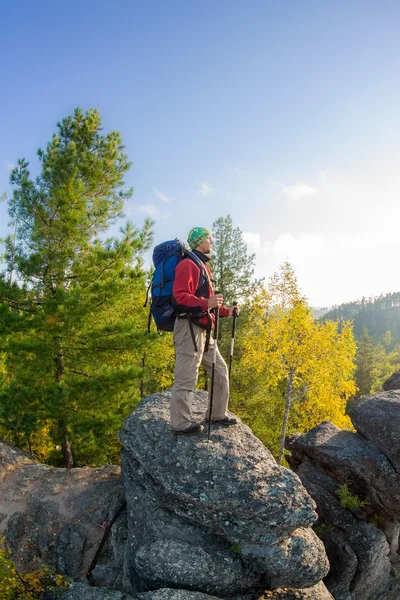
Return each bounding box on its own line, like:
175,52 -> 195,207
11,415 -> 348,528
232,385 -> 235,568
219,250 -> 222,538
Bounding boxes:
237,262 -> 356,462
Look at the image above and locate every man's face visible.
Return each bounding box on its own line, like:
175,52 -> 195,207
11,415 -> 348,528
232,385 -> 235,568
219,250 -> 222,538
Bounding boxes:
197,235 -> 214,254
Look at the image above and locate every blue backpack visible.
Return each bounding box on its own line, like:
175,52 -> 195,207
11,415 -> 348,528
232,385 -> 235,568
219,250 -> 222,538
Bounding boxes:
146,239 -> 208,332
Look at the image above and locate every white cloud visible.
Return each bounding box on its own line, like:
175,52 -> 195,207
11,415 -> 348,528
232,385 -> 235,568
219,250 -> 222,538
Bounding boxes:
4,161 -> 15,171
197,182 -> 213,196
265,232 -> 326,258
283,183 -> 317,201
136,204 -> 160,218
280,164 -> 400,240
243,232 -> 261,249
154,188 -> 171,203
249,227 -> 400,307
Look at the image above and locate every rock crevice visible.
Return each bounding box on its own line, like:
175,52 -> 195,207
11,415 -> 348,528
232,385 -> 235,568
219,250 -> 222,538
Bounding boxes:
285,390 -> 400,600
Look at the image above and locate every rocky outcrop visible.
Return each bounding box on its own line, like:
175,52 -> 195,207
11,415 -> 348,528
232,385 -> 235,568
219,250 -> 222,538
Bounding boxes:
286,420 -> 400,521
295,460 -> 390,600
351,390 -> 400,475
0,439 -> 124,579
118,390 -> 330,597
382,370 -> 400,391
285,390 -> 400,600
61,582 -> 221,600
61,583 -> 137,600
61,582 -> 333,600
1,390 -> 333,599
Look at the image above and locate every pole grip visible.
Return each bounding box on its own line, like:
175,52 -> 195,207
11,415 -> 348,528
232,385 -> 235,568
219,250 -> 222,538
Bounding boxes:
231,301 -> 238,336
213,306 -> 220,340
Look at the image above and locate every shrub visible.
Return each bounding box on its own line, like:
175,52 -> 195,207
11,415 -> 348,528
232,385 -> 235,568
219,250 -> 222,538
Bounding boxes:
0,541 -> 70,600
336,484 -> 367,512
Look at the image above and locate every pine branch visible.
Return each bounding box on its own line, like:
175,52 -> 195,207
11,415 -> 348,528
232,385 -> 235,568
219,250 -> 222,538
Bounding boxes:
0,295 -> 38,312
68,368 -> 92,378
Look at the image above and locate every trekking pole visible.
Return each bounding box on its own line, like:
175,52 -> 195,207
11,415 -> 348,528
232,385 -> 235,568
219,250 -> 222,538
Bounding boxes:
207,302 -> 220,442
228,302 -> 238,381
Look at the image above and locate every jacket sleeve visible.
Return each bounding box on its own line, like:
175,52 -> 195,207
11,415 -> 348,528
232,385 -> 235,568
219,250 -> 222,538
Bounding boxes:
173,259 -> 209,312
219,306 -> 230,318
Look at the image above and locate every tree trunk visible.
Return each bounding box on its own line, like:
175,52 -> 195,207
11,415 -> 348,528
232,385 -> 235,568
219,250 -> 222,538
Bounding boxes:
61,438 -> 74,469
278,367 -> 296,464
55,341 -> 74,468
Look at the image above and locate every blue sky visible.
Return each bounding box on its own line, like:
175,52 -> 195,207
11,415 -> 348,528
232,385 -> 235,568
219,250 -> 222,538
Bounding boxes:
1,1 -> 400,306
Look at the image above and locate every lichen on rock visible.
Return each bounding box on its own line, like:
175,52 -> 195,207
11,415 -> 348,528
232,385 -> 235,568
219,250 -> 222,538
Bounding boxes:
119,390 -> 329,596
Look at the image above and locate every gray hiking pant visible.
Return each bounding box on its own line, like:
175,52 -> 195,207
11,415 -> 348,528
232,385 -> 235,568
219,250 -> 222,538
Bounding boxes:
170,318 -> 230,431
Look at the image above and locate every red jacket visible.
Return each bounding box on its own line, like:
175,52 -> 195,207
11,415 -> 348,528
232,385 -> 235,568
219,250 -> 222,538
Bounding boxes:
173,258 -> 229,327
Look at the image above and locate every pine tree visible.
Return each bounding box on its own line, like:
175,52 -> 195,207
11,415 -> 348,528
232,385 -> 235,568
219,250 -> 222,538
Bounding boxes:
370,342 -> 393,393
354,328 -> 374,397
209,215 -> 261,373
211,215 -> 259,305
0,108 -> 153,467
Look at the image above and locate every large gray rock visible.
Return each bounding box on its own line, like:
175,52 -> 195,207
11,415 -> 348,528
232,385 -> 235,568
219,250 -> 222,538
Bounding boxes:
321,530 -> 357,600
351,391 -> 400,475
61,583 -> 221,600
61,582 -> 136,599
137,590 -> 222,600
286,420 -> 400,521
0,439 -> 124,578
0,438 -> 36,468
61,582 -> 334,600
119,390 -> 329,597
296,462 -> 391,600
382,370 -> 400,391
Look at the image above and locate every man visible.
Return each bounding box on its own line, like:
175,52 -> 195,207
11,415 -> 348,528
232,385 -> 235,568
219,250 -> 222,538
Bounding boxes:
170,226 -> 238,435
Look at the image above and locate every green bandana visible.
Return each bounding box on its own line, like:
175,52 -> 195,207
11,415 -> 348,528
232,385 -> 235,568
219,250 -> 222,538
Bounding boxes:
187,227 -> 211,250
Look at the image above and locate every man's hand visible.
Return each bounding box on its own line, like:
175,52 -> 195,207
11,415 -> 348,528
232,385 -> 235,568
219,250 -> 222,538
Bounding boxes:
207,293 -> 224,309
228,305 -> 239,317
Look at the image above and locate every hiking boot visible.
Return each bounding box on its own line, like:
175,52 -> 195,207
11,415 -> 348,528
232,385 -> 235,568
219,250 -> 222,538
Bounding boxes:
212,416 -> 237,426
173,423 -> 204,436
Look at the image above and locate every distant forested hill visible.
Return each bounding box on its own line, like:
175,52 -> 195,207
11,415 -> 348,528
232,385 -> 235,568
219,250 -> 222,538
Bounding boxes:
321,292 -> 400,345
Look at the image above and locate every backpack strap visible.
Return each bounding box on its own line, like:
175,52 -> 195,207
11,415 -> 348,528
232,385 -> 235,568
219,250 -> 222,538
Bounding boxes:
144,282 -> 151,308
184,252 -> 213,352
171,251 -> 212,352
186,315 -> 198,353
185,251 -> 211,296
